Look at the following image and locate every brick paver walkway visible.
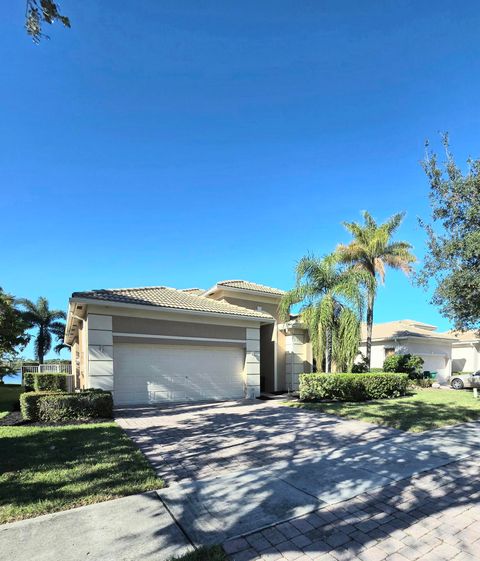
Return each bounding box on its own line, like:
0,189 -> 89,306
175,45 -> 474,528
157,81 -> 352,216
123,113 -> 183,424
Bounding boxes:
223,456 -> 480,561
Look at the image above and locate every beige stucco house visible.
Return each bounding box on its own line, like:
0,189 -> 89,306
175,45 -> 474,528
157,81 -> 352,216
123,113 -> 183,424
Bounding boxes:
359,319 -> 480,384
65,280 -> 312,405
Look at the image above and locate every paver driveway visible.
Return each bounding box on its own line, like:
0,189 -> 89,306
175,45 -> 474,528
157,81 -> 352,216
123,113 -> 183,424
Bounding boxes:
116,399 -> 480,550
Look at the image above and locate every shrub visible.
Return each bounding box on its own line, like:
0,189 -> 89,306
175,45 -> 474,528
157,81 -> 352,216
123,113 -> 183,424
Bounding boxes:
383,353 -> 424,378
33,372 -> 69,392
20,390 -> 113,422
299,372 -> 409,402
352,353 -> 369,373
23,372 -> 36,391
20,391 -> 55,421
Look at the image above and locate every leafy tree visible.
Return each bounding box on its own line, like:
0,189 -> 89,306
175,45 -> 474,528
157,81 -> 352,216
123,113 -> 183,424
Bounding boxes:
25,0 -> 70,43
280,254 -> 366,373
0,288 -> 30,383
18,297 -> 66,364
418,135 -> 480,333
336,211 -> 416,368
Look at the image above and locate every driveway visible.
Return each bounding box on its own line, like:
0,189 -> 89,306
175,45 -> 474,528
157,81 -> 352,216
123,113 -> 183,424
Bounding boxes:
115,400 -> 480,548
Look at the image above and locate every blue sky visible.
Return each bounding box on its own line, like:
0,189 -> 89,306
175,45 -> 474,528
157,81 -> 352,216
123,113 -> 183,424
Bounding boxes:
2,1 -> 480,360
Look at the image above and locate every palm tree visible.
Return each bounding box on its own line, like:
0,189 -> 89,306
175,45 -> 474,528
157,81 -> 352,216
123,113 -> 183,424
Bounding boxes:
18,297 -> 67,364
280,254 -> 366,373
336,211 -> 416,368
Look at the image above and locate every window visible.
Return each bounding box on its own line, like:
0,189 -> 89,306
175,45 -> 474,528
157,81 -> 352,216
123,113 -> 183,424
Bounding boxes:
385,347 -> 395,358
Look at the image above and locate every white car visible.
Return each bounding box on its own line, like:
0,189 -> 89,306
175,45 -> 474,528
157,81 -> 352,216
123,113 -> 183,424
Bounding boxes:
450,371 -> 480,390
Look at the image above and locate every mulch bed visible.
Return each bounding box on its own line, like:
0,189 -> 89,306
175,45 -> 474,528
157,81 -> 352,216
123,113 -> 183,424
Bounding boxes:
0,411 -> 111,427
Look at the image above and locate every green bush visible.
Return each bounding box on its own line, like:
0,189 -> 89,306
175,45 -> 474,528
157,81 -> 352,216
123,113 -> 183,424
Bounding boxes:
299,372 -> 409,402
33,373 -> 69,392
411,378 -> 433,388
20,390 -> 113,422
23,372 -> 35,391
20,391 -> 55,421
383,353 -> 424,378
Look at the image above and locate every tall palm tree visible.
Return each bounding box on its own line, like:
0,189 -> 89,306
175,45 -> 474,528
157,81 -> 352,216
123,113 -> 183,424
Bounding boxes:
280,254 -> 366,373
18,297 -> 67,364
336,211 -> 416,368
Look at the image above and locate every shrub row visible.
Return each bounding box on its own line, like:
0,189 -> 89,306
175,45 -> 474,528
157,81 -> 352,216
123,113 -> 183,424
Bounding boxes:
23,372 -> 69,392
20,390 -> 113,422
299,372 -> 409,402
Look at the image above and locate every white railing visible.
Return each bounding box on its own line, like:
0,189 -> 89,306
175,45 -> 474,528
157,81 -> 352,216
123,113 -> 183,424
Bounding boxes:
22,364 -> 72,374
21,364 -> 73,391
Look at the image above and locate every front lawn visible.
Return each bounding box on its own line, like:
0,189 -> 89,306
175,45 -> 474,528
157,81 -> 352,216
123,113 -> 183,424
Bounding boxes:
288,388 -> 480,432
0,384 -> 22,419
0,422 -> 161,524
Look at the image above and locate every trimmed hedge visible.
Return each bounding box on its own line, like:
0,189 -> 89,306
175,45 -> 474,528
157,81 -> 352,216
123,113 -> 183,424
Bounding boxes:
23,372 -> 35,392
20,390 -> 113,422
34,373 -> 69,392
299,372 -> 409,402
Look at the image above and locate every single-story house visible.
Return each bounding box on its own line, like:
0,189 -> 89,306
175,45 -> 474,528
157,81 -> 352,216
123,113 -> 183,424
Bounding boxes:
65,280 -> 313,405
358,319 -> 456,385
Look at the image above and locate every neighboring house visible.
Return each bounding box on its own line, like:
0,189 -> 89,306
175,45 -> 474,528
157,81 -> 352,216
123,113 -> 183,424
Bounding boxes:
450,330 -> 480,373
65,280 -> 312,405
358,320 -> 456,385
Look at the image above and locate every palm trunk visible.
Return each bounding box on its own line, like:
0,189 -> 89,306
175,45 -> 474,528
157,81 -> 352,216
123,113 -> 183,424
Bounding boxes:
325,329 -> 331,373
366,290 -> 375,370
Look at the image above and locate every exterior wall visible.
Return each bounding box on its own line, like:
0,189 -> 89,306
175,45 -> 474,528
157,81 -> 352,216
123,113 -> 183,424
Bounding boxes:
71,319 -> 88,390
245,327 -> 261,398
87,314 -> 114,391
211,292 -> 286,391
112,316 -> 246,341
77,304 -> 266,400
285,329 -> 311,391
452,343 -> 480,372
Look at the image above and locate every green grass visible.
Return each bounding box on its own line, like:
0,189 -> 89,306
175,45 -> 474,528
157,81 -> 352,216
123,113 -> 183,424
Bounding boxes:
0,384 -> 22,419
0,422 -> 161,524
288,388 -> 480,432
170,546 -> 228,561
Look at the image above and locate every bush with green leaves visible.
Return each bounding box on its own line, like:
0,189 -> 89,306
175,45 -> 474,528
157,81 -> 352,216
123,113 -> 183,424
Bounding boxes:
23,372 -> 36,391
20,390 -> 113,422
299,372 -> 409,402
383,353 -> 424,378
33,372 -> 69,392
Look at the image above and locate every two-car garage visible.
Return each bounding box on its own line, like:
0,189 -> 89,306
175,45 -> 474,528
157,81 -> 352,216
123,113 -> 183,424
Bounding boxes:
113,343 -> 246,405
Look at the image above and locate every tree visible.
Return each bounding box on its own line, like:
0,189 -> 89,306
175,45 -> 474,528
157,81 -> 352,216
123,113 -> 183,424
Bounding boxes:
280,254 -> 365,373
418,135 -> 480,333
0,288 -> 30,383
25,0 -> 70,43
336,211 -> 416,368
18,297 -> 66,364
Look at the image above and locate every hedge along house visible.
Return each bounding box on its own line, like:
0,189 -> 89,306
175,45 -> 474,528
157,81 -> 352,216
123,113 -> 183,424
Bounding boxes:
64,280 -> 313,405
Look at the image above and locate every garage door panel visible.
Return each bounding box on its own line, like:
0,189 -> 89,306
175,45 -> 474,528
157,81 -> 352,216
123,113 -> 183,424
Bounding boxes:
113,343 -> 245,405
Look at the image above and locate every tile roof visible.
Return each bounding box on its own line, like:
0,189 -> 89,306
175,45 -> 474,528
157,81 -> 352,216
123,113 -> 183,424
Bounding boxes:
180,288 -> 206,295
361,320 -> 456,341
449,330 -> 480,342
72,286 -> 273,320
216,280 -> 285,295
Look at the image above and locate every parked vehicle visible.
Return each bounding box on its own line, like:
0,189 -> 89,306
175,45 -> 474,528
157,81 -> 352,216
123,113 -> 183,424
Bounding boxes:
450,371 -> 480,390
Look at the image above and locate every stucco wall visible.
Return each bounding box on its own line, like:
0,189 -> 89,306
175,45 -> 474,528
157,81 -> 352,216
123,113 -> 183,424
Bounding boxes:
452,343 -> 480,372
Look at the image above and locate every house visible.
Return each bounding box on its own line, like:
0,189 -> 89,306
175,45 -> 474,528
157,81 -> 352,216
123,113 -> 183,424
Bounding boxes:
358,319 -> 456,385
65,280 -> 313,405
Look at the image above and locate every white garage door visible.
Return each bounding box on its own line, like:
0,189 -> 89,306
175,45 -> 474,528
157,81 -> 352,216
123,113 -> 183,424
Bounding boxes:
113,343 -> 245,405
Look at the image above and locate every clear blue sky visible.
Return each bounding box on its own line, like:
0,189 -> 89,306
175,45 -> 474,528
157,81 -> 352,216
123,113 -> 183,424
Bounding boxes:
2,1 -> 480,360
